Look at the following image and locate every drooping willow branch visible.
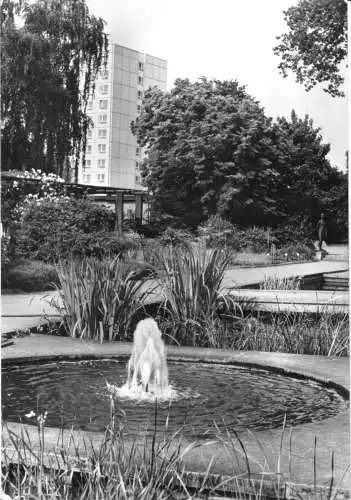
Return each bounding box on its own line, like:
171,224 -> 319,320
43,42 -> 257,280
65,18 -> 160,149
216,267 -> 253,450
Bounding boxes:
1,0 -> 109,180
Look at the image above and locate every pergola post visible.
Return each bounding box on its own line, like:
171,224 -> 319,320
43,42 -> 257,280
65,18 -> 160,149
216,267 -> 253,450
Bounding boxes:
135,194 -> 143,224
115,191 -> 123,235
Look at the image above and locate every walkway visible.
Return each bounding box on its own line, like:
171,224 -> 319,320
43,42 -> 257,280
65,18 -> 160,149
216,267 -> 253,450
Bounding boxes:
222,260 -> 348,288
1,260 -> 348,335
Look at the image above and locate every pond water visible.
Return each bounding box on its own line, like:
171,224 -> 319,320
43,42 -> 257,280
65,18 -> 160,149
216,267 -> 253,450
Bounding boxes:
2,360 -> 348,439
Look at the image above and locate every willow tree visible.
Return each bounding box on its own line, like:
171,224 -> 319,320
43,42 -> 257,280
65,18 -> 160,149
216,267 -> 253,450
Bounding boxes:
1,0 -> 108,180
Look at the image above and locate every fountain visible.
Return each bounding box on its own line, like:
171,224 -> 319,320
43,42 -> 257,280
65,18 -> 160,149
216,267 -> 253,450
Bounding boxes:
2,321 -> 349,493
2,319 -> 348,437
126,318 -> 169,393
106,318 -> 174,401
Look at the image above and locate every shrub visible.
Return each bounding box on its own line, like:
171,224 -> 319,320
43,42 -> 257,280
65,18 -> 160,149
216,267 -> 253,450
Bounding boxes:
15,198 -> 126,262
1,169 -> 65,232
54,256 -> 154,342
159,227 -> 192,248
1,232 -> 11,269
128,213 -> 185,238
272,217 -> 314,246
65,232 -> 138,260
238,226 -> 274,253
198,215 -> 241,250
1,259 -> 59,292
277,241 -> 315,261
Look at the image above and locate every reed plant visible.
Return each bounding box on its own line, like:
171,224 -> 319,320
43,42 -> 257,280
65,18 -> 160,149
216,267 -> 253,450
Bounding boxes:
54,256 -> 153,342
259,274 -> 301,290
156,243 -> 242,345
214,311 -> 349,356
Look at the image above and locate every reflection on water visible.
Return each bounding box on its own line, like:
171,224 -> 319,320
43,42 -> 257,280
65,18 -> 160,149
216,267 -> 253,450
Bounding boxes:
2,360 -> 348,439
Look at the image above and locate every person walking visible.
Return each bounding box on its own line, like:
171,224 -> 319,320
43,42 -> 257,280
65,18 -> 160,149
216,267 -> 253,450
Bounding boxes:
316,213 -> 327,252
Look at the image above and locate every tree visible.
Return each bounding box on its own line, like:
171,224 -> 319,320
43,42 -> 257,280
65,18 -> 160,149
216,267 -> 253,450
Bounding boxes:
274,0 -> 347,97
131,78 -> 282,228
1,0 -> 108,180
271,109 -> 347,240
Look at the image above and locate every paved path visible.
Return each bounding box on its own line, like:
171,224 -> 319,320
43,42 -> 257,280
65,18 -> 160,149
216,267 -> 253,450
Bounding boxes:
222,260 -> 348,288
230,289 -> 348,313
1,260 -> 348,335
1,291 -> 60,335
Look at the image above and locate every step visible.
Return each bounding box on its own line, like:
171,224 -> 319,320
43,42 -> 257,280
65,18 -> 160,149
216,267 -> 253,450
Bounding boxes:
324,254 -> 349,262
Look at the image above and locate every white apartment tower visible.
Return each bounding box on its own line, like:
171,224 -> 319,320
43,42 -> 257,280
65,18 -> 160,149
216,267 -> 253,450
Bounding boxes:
80,43 -> 167,189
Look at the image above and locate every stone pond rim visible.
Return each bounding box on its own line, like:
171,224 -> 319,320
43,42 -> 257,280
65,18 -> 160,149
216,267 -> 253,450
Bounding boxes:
2,335 -> 350,491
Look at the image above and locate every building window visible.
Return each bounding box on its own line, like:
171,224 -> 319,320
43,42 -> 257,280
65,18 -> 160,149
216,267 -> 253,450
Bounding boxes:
138,76 -> 143,85
87,145 -> 92,154
98,129 -> 107,139
135,161 -> 139,170
135,175 -> 140,184
138,61 -> 144,71
137,90 -> 143,100
98,114 -> 107,123
87,130 -> 92,139
136,147 -> 140,156
99,100 -> 108,109
85,159 -> 91,168
87,101 -> 93,110
137,105 -> 141,113
97,173 -> 105,182
98,143 -> 106,154
83,174 -> 91,183
98,159 -> 106,168
100,71 -> 109,80
100,84 -> 108,95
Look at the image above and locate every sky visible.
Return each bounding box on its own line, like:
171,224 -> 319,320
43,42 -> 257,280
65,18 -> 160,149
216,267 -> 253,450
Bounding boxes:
87,0 -> 348,171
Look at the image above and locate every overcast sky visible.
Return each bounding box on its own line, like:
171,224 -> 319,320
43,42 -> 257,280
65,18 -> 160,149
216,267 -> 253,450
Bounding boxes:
87,0 -> 348,171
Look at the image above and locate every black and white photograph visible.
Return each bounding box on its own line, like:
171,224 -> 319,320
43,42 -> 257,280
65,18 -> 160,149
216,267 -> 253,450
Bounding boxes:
1,0 -> 349,498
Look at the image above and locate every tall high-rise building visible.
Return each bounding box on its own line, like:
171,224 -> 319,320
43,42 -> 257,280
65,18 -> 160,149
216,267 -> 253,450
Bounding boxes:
79,42 -> 167,189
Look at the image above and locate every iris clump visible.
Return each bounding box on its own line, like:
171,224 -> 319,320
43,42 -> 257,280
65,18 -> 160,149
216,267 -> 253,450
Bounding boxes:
54,255 -> 153,342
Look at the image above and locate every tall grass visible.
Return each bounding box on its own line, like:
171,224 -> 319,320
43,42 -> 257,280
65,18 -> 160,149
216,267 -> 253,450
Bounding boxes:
155,244 -> 242,345
54,256 -> 153,342
259,274 -> 301,290
2,402 -> 349,499
216,311 -> 349,356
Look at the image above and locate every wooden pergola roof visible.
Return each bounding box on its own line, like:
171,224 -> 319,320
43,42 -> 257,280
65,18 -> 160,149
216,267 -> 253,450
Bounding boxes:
1,172 -> 151,202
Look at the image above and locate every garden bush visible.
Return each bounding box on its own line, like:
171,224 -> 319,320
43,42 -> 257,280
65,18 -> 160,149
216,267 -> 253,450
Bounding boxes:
15,198 -> 135,262
238,226 -> 274,253
272,217 -> 314,246
159,227 -> 192,248
1,232 -> 11,269
198,215 -> 241,249
277,241 -> 315,261
1,259 -> 59,292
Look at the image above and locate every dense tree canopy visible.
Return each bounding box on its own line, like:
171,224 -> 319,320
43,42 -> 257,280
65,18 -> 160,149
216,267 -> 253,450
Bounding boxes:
1,0 -> 108,180
274,0 -> 347,97
132,79 -> 347,238
132,78 -> 281,228
272,110 -> 333,217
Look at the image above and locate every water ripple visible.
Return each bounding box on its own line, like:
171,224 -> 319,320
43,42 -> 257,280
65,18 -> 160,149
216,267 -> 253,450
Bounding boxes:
2,360 -> 348,439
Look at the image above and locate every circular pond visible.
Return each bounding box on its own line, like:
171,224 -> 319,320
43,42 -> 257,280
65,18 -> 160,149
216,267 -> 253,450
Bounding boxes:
2,359 -> 348,438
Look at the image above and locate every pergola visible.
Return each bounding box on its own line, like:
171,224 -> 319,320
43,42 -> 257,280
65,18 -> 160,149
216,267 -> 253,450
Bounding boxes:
1,172 -> 151,234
